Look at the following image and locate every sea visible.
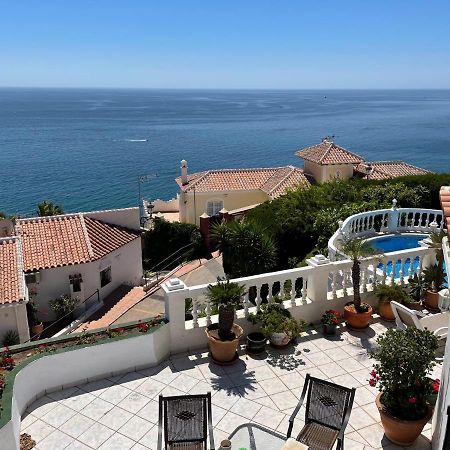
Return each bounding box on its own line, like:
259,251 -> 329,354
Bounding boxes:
1,88 -> 450,216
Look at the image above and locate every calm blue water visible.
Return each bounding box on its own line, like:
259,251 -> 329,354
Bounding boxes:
1,88 -> 450,216
371,234 -> 424,252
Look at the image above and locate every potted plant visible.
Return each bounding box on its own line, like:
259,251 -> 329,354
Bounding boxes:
248,303 -> 305,347
321,309 -> 340,335
423,264 -> 445,312
423,229 -> 446,311
407,273 -> 427,308
374,284 -> 412,321
369,327 -> 438,446
26,300 -> 44,338
340,237 -> 380,329
205,278 -> 245,363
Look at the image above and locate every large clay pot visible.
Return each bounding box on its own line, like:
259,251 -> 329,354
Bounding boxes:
376,393 -> 432,446
344,303 -> 373,329
206,324 -> 243,363
378,302 -> 395,321
424,290 -> 440,312
30,322 -> 44,339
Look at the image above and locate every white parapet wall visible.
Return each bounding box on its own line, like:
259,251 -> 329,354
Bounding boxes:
162,244 -> 435,354
0,324 -> 170,450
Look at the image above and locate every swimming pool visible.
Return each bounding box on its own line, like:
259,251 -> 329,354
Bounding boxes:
369,234 -> 427,252
368,234 -> 427,279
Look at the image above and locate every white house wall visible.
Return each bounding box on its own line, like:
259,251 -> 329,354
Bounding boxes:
31,238 -> 143,321
0,303 -> 29,344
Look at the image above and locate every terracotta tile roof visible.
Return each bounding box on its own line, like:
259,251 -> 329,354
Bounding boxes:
355,161 -> 430,180
295,140 -> 364,165
176,166 -> 310,198
261,166 -> 311,199
440,186 -> 450,239
0,237 -> 25,305
84,217 -> 140,260
17,214 -> 140,273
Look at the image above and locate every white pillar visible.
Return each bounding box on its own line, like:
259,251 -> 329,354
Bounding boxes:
305,255 -> 331,302
162,278 -> 189,354
15,303 -> 30,343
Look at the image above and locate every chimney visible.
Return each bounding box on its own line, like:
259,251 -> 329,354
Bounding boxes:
180,159 -> 188,186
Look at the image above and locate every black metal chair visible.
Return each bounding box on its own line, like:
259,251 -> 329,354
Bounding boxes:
287,374 -> 355,450
158,393 -> 215,450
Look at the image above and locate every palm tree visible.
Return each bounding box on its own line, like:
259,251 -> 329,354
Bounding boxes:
37,200 -> 64,217
340,237 -> 380,311
211,219 -> 277,279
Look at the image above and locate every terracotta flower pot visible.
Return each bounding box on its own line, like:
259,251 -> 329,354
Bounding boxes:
30,322 -> 44,339
375,393 -> 432,446
206,324 -> 243,363
424,290 -> 440,312
378,302 -> 395,321
344,303 -> 373,329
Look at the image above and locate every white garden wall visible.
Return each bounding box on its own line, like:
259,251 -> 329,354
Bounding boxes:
0,324 -> 169,450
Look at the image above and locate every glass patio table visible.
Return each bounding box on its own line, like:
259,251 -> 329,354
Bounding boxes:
227,423 -> 286,450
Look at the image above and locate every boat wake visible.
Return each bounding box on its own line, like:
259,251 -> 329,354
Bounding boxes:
126,139 -> 148,142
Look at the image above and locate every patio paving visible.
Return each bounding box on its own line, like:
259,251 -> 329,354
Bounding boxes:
22,318 -> 442,450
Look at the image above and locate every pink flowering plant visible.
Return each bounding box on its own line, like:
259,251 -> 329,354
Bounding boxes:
369,327 -> 438,420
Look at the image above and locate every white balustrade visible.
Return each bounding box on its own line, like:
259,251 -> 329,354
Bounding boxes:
328,207 -> 443,260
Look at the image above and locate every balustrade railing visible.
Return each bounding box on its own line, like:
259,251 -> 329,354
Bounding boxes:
328,205 -> 443,260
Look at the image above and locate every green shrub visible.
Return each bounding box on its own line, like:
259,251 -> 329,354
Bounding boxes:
369,328 -> 438,420
49,295 -> 79,319
142,217 -> 205,270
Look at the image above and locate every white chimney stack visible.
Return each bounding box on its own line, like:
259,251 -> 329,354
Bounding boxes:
181,159 -> 188,185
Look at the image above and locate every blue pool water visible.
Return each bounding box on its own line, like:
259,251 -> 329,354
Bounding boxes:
371,234 -> 425,253
371,234 -> 425,279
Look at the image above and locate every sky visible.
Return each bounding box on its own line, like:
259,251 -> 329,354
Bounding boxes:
1,1 -> 450,89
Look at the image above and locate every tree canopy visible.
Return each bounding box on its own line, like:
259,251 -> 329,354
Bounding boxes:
37,200 -> 64,217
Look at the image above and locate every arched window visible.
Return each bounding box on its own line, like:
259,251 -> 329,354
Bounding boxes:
206,200 -> 223,217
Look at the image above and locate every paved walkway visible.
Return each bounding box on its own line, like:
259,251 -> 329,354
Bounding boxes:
76,286 -> 146,331
113,255 -> 224,326
22,319 -> 441,450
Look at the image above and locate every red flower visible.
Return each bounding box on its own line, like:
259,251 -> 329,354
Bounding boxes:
116,328 -> 125,334
432,380 -> 440,393
370,370 -> 377,378
408,396 -> 417,404
369,378 -> 376,387
138,322 -> 150,332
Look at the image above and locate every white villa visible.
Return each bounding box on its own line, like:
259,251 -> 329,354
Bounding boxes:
161,139 -> 430,224
0,208 -> 143,343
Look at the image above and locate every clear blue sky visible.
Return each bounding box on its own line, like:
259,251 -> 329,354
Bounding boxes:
1,1 -> 449,89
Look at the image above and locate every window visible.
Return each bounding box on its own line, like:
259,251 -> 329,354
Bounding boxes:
70,274 -> 82,292
100,266 -> 112,287
206,200 -> 223,217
